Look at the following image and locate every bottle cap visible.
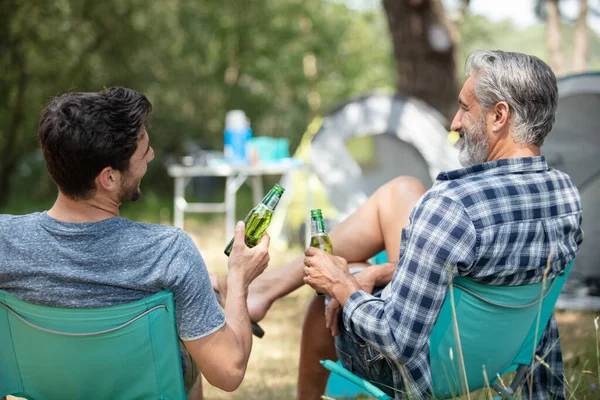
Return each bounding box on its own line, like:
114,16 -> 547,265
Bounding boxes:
310,209 -> 323,218
225,110 -> 249,131
273,183 -> 285,194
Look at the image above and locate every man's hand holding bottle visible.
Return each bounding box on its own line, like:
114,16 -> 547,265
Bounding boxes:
228,221 -> 271,290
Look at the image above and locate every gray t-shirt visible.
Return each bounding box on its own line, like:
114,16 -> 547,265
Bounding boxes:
0,212 -> 225,341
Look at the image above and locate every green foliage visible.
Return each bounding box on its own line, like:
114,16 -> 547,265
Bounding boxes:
456,13 -> 600,81
0,0 -> 394,211
4,1 -> 600,214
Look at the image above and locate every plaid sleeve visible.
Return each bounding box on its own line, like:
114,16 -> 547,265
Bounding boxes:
342,195 -> 477,363
522,314 -> 566,400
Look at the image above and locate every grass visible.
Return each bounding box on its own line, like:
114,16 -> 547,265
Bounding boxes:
184,218 -> 306,399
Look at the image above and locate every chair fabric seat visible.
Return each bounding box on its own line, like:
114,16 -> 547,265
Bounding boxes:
0,290 -> 186,400
324,260 -> 574,399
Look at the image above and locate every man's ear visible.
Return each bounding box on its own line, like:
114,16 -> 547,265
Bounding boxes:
96,166 -> 119,192
492,101 -> 510,133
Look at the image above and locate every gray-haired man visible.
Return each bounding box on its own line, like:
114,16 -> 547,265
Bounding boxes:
301,50 -> 583,399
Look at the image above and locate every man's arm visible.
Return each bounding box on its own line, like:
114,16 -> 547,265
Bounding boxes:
357,262 -> 397,291
341,195 -> 476,363
181,280 -> 250,391
324,262 -> 398,336
305,195 -> 476,363
182,222 -> 270,392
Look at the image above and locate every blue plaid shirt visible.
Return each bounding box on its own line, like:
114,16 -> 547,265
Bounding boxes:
342,157 -> 583,399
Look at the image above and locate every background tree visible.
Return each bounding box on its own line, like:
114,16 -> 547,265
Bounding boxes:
573,0 -> 589,72
382,0 -> 458,121
3,0 -> 600,215
0,0 -> 396,210
0,0 -> 154,206
535,0 -> 599,74
537,0 -> 565,74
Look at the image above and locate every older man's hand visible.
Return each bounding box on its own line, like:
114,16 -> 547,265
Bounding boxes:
324,267 -> 379,337
303,247 -> 362,306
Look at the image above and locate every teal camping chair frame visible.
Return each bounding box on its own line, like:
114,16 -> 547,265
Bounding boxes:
0,290 -> 186,400
322,260 -> 574,399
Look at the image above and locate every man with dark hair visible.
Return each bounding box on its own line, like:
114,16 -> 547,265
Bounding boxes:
0,87 -> 269,399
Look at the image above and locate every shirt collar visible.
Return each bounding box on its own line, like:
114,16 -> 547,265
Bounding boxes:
436,156 -> 549,181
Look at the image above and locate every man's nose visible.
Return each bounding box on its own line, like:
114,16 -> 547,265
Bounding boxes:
148,147 -> 155,162
450,112 -> 462,132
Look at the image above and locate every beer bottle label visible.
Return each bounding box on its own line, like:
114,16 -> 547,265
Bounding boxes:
263,192 -> 281,211
311,217 -> 326,234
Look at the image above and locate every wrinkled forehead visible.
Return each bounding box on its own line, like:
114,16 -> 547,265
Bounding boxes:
459,75 -> 476,104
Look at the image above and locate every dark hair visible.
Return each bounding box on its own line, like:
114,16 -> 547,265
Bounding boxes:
38,87 -> 152,199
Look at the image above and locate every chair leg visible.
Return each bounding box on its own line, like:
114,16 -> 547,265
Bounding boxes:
493,364 -> 529,400
493,381 -> 514,400
509,364 -> 529,395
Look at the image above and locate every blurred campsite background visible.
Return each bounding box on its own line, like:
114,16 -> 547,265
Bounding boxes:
3,0 -> 600,217
3,0 -> 600,398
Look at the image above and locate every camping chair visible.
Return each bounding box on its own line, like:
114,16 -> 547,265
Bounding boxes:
322,259 -> 574,399
0,290 -> 186,400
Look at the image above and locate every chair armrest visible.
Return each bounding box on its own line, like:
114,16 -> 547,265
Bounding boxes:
320,360 -> 392,400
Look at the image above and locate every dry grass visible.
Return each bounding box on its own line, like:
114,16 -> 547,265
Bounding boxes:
555,311 -> 599,398
186,219 -> 314,400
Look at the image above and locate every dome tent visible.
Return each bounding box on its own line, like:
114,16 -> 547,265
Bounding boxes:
308,93 -> 460,220
544,72 -> 600,308
270,93 -> 460,247
274,93 -> 460,397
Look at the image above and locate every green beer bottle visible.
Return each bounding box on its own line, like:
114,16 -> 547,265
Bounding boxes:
309,209 -> 333,296
224,183 -> 285,257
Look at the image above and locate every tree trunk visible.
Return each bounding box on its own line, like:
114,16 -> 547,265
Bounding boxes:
572,0 -> 589,73
456,0 -> 470,21
382,0 -> 458,122
545,0 -> 564,75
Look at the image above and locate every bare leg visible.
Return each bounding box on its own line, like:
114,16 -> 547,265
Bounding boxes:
296,261 -> 372,400
296,295 -> 337,400
187,376 -> 204,400
211,176 -> 426,323
295,174 -> 422,399
182,343 -> 203,400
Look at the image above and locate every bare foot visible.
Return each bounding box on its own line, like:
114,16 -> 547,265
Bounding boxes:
210,273 -> 273,323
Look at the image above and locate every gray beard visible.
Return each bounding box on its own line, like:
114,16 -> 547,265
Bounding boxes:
458,122 -> 489,167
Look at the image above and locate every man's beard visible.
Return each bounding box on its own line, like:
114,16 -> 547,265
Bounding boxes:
458,116 -> 490,167
119,176 -> 141,203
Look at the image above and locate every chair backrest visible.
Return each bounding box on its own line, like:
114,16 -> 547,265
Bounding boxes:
429,260 -> 573,399
0,290 -> 185,400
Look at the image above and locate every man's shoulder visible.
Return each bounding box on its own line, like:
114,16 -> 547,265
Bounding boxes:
124,219 -> 182,235
0,212 -> 41,220
423,178 -> 478,206
0,212 -> 43,228
422,172 -> 518,213
424,165 -> 581,217
118,219 -> 193,246
546,167 -> 578,187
